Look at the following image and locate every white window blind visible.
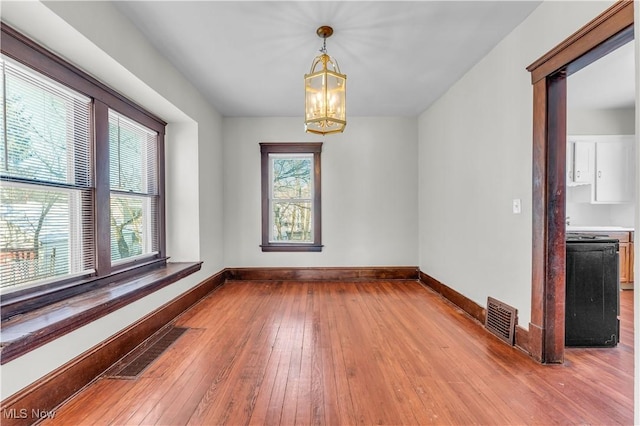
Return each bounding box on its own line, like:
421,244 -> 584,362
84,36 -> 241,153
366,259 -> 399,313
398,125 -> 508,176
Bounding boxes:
0,57 -> 94,290
108,110 -> 159,263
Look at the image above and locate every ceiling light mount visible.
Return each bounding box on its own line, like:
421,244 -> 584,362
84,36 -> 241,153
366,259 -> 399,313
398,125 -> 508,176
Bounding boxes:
304,25 -> 347,135
316,25 -> 334,40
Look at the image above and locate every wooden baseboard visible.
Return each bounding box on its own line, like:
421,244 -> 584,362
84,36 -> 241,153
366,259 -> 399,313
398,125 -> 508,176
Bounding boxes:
0,270 -> 226,426
519,323 -> 542,361
419,271 -> 538,359
418,271 -> 486,324
226,266 -> 419,281
514,325 -> 532,356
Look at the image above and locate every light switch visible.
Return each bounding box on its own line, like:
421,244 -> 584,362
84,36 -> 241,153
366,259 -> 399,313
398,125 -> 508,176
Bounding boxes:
512,198 -> 521,214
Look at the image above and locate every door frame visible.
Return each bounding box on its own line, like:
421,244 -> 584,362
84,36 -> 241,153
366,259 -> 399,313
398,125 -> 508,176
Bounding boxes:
526,1 -> 634,363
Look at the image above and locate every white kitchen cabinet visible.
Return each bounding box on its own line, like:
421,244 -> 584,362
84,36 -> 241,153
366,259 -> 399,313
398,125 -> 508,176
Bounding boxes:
594,136 -> 634,203
567,141 -> 573,183
566,135 -> 635,203
568,140 -> 595,184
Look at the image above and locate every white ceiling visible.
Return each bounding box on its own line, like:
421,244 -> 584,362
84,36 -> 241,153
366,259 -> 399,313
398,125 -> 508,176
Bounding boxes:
114,1 -> 543,117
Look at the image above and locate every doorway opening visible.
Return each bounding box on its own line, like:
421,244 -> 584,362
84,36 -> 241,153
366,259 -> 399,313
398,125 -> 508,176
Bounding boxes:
526,1 -> 634,363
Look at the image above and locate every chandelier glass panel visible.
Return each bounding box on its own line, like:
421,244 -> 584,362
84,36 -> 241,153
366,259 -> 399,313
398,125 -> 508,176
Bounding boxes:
304,26 -> 346,135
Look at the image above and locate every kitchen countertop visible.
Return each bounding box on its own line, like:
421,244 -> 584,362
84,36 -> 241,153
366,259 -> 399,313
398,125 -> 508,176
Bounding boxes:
567,226 -> 634,232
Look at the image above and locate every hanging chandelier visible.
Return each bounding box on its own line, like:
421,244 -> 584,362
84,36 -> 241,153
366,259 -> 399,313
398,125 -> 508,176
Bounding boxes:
304,26 -> 346,135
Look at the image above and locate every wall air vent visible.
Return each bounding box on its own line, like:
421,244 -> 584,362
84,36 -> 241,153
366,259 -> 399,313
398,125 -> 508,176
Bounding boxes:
485,297 -> 517,345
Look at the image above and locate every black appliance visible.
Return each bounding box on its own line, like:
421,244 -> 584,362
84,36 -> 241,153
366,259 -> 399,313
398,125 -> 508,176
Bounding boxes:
565,233 -> 619,347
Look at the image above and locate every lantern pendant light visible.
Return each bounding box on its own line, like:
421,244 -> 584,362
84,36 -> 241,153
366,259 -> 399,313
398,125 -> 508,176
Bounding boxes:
304,26 -> 347,135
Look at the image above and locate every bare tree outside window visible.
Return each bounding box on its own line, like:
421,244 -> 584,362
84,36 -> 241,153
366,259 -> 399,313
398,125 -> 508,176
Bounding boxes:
271,157 -> 313,242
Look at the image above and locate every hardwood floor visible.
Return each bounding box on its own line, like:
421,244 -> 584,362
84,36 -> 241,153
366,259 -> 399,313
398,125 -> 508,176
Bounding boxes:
43,281 -> 633,425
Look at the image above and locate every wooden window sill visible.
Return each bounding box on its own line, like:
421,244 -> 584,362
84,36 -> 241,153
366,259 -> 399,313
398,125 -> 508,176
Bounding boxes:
260,244 -> 324,252
0,262 -> 202,365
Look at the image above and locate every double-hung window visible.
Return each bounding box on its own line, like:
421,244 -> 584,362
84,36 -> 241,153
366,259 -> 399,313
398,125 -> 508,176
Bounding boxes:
260,142 -> 322,252
0,26 -> 166,298
109,111 -> 159,264
0,58 -> 94,289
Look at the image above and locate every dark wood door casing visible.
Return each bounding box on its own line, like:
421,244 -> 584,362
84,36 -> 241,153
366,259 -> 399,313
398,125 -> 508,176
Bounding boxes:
526,0 -> 634,363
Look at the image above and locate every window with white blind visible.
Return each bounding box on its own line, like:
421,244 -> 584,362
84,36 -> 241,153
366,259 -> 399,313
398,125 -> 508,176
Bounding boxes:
109,111 -> 159,263
0,58 -> 94,289
0,46 -> 165,294
0,25 -> 198,365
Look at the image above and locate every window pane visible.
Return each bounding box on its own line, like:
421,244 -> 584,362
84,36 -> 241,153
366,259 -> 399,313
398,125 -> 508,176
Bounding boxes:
270,201 -> 313,242
0,58 -> 94,292
110,195 -> 143,261
110,195 -> 156,262
271,156 -> 312,199
109,111 -> 157,194
109,110 -> 159,265
0,185 -> 92,289
2,59 -> 91,186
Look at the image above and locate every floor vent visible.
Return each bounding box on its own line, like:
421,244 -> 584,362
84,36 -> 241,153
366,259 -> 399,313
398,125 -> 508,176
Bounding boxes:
485,297 -> 517,345
106,326 -> 188,379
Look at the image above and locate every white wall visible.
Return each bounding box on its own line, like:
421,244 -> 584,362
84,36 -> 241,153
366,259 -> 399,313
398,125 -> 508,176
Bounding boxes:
418,1 -> 616,327
1,1 -> 224,399
568,107 -> 636,135
223,117 -> 418,267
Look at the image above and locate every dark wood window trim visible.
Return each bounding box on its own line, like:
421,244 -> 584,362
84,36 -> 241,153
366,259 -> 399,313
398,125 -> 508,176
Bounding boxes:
0,24 -> 166,275
1,22 -> 167,269
525,1 -> 634,363
0,24 -> 165,131
260,142 -> 323,252
0,23 -> 184,360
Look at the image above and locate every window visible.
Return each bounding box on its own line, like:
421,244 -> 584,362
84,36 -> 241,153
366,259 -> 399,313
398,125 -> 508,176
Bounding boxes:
109,111 -> 159,263
0,26 -> 166,296
260,142 -> 322,252
0,58 -> 94,289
